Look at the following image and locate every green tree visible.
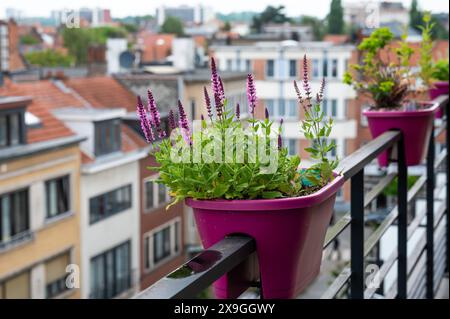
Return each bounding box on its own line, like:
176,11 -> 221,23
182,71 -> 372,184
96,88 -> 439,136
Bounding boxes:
160,16 -> 184,36
25,49 -> 74,67
409,0 -> 423,31
62,26 -> 128,64
251,6 -> 291,33
20,34 -> 40,45
222,21 -> 231,32
327,0 -> 344,35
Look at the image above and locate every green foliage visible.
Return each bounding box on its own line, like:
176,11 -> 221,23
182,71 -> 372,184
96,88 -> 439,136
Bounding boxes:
251,6 -> 291,33
418,12 -> 435,89
432,60 -> 450,81
160,16 -> 184,36
20,34 -> 40,45
327,0 -> 344,35
409,0 -> 423,32
148,71 -> 337,206
24,49 -> 74,67
343,27 -> 412,110
62,26 -> 128,64
383,175 -> 420,196
222,21 -> 232,32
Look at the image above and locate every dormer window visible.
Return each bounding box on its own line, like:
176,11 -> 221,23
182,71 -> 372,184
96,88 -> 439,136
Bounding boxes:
0,109 -> 26,149
94,118 -> 121,156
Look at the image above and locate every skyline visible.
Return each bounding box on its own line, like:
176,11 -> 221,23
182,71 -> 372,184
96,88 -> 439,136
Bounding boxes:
0,0 -> 448,20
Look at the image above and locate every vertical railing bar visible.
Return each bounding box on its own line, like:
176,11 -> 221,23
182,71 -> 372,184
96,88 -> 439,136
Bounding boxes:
426,125 -> 435,299
446,100 -> 449,275
397,133 -> 407,299
350,168 -> 364,299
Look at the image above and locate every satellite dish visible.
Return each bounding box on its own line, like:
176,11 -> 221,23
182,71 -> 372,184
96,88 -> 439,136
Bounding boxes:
119,51 -> 135,69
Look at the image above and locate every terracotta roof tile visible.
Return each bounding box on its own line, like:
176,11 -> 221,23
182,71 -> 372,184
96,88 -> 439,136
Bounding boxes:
0,80 -> 80,144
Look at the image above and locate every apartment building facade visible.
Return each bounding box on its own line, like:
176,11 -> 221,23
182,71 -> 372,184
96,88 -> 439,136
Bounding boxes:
211,41 -> 358,202
0,94 -> 83,299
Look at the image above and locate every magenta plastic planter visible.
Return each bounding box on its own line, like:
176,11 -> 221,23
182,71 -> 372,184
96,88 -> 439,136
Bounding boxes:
363,104 -> 438,167
185,174 -> 344,299
429,81 -> 449,118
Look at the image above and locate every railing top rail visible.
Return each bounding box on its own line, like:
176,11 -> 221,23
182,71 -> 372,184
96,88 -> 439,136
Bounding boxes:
337,130 -> 401,180
135,236 -> 256,299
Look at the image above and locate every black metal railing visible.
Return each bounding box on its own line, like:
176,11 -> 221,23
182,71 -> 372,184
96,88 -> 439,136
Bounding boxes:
135,95 -> 449,299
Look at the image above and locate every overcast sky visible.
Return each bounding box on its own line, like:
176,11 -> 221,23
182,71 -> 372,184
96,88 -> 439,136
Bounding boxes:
0,0 -> 448,19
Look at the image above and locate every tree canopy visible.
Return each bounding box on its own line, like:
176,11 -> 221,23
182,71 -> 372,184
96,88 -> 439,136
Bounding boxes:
327,0 -> 344,35
160,16 -> 184,36
251,6 -> 291,33
25,49 -> 74,67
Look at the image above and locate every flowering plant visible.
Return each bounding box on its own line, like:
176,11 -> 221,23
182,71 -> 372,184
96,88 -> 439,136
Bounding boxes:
137,55 -> 338,207
343,27 -> 414,110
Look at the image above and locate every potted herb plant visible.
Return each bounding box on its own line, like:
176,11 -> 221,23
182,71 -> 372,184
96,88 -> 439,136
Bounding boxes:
137,56 -> 344,299
417,12 -> 449,118
344,27 -> 439,167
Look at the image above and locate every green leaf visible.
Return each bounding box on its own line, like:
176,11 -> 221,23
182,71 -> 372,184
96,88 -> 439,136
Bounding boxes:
261,191 -> 283,199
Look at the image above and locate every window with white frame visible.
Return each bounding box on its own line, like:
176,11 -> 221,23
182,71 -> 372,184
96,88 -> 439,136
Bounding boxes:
289,59 -> 297,77
283,138 -> 298,156
265,99 -> 298,119
226,59 -> 233,71
266,59 -> 275,78
144,179 -> 169,211
323,99 -> 338,118
143,219 -> 181,271
312,59 -> 320,79
331,59 -> 338,78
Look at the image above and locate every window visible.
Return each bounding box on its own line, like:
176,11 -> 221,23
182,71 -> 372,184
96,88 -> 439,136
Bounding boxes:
144,180 -> 169,211
89,185 -> 132,224
245,59 -> 251,72
266,59 -> 275,78
0,189 -> 29,244
226,59 -> 232,71
0,270 -> 30,298
322,59 -> 328,78
0,111 -> 25,149
331,59 -> 338,78
284,139 -> 298,156
90,241 -> 131,299
144,220 -> 181,271
312,59 -> 320,79
94,119 -> 121,156
265,99 -> 297,119
289,59 -> 296,77
46,175 -> 70,219
323,99 -> 338,118
45,252 -> 71,298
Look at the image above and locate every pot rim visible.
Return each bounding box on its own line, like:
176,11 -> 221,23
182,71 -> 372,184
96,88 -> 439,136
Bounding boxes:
185,173 -> 344,211
362,101 -> 439,118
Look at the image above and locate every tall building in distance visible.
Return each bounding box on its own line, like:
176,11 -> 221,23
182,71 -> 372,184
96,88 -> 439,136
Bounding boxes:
156,5 -> 215,26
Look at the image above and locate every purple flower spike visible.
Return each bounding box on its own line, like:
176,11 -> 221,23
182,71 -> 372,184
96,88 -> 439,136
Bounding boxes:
277,134 -> 282,150
317,78 -> 326,103
210,57 -> 223,117
136,95 -> 154,143
203,86 -> 212,119
280,118 -> 284,127
147,90 -> 165,138
178,100 -> 192,145
201,114 -> 205,121
218,76 -> 225,102
265,107 -> 269,120
168,109 -> 177,130
246,74 -> 257,115
235,103 -> 240,120
302,55 -> 312,106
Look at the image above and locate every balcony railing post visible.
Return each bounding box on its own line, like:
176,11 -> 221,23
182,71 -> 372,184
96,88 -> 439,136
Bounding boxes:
426,125 -> 435,299
447,100 -> 450,275
350,169 -> 364,299
397,134 -> 407,299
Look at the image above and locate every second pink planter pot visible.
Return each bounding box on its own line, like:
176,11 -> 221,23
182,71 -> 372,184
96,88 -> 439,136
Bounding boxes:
429,81 -> 449,118
363,104 -> 438,167
186,174 -> 344,299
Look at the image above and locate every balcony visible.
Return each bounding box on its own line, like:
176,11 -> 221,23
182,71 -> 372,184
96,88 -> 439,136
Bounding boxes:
135,95 -> 449,299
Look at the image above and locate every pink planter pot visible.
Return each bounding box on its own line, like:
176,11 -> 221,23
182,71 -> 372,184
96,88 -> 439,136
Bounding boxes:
363,104 -> 438,167
429,81 -> 449,118
185,174 -> 344,299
